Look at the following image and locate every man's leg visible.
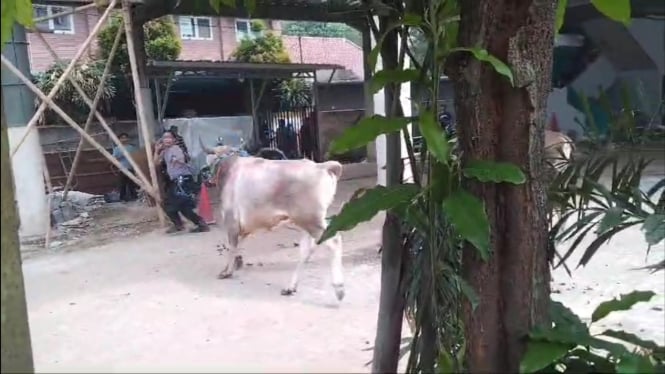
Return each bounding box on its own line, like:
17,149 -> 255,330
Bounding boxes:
163,185 -> 184,233
127,169 -> 138,201
178,178 -> 209,232
118,174 -> 128,201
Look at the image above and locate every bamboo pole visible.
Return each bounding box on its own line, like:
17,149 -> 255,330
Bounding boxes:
60,26 -> 125,199
42,155 -> 54,250
159,71 -> 174,121
0,55 -> 156,198
121,0 -> 165,226
8,0 -> 118,157
31,29 -> 153,196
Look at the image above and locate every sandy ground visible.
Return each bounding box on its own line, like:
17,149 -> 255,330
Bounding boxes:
22,171 -> 665,373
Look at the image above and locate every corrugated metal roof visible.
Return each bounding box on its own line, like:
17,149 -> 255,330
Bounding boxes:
146,60 -> 344,79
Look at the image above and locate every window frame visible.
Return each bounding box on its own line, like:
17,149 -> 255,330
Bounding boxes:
235,19 -> 263,41
33,4 -> 75,35
179,16 -> 214,41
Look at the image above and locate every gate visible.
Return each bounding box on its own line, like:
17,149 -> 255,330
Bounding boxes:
256,106 -> 320,160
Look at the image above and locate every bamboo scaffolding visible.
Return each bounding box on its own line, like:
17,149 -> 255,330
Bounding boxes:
1,55 -> 156,198
53,26 -> 126,199
121,0 -> 165,225
31,28 -> 154,202
8,0 -> 118,157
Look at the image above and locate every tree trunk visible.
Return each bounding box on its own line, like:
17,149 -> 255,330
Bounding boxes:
1,99 -> 35,373
449,0 -> 555,371
371,16 -> 408,374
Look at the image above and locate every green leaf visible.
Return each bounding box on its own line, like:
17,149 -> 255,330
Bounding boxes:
451,47 -> 514,86
463,160 -> 526,184
591,290 -> 656,323
442,191 -> 490,260
370,68 -> 420,94
597,206 -> 625,234
616,353 -> 655,374
458,277 -> 480,311
591,0 -> 632,26
549,301 -> 589,336
328,115 -> 411,155
642,214 -> 665,246
600,329 -> 661,351
2,0 -> 34,47
520,340 -> 571,373
318,184 -> 419,243
418,109 -> 450,164
403,13 -> 422,26
555,0 -> 569,33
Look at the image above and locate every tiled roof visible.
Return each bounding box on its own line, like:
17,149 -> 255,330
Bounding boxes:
282,35 -> 364,81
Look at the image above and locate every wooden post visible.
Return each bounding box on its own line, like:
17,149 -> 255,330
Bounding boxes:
9,0 -> 118,157
0,55 -> 155,197
121,0 -> 166,226
62,25 -> 125,200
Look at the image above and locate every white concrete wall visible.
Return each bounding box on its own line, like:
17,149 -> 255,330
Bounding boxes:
7,127 -> 48,238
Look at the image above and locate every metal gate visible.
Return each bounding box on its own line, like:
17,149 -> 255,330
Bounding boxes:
256,106 -> 320,160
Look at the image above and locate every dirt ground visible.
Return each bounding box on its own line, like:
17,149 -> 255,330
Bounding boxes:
21,174 -> 665,373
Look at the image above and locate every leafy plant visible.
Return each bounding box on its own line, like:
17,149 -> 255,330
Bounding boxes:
97,15 -> 182,72
314,0 -> 524,371
521,291 -> 664,373
231,32 -> 291,64
548,126 -> 665,272
33,60 -> 117,124
274,78 -> 312,109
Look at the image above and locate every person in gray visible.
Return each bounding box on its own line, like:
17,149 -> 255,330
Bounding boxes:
154,131 -> 209,234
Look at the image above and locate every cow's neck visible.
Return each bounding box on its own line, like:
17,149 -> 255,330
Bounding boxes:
215,155 -> 240,190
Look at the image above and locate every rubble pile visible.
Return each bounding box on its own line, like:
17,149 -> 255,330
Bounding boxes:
49,190 -> 105,226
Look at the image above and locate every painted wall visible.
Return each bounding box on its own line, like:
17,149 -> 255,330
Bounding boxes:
546,18 -> 664,138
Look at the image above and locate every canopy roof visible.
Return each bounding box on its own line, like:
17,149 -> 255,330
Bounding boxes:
146,60 -> 344,79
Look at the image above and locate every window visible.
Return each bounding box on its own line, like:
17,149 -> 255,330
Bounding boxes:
235,19 -> 263,41
179,16 -> 213,40
33,5 -> 74,34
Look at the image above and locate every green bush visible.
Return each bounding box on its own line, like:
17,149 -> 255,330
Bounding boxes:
231,32 -> 290,64
97,14 -> 181,72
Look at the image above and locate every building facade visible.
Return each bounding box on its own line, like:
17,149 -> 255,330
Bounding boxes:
27,4 -> 364,79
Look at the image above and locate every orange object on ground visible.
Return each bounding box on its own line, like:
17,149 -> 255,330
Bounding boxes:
197,183 -> 216,225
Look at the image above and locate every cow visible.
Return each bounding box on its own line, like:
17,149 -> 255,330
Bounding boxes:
544,129 -> 575,172
201,143 -> 346,301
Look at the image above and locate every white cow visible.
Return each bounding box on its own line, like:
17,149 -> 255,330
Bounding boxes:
206,149 -> 346,301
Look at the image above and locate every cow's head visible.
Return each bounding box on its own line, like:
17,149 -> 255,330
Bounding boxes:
199,136 -> 235,167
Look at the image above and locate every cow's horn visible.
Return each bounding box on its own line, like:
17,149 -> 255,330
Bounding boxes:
199,136 -> 215,154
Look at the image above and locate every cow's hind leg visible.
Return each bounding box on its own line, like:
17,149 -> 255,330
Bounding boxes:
298,219 -> 344,301
281,233 -> 315,296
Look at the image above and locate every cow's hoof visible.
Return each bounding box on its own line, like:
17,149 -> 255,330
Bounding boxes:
280,288 -> 296,296
217,271 -> 233,279
333,283 -> 345,301
234,255 -> 244,270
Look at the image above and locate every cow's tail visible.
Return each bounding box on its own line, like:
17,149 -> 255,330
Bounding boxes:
320,160 -> 343,180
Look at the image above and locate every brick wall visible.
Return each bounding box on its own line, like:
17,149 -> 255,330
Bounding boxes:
27,7 -> 102,72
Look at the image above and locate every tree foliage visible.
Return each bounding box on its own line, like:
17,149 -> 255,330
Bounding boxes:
97,14 -> 181,72
231,32 -> 291,63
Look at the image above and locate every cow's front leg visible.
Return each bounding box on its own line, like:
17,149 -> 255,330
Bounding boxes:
281,234 -> 315,296
218,230 -> 240,279
325,234 -> 345,301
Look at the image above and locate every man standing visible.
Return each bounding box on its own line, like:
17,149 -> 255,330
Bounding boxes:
154,131 -> 209,234
112,132 -> 138,202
